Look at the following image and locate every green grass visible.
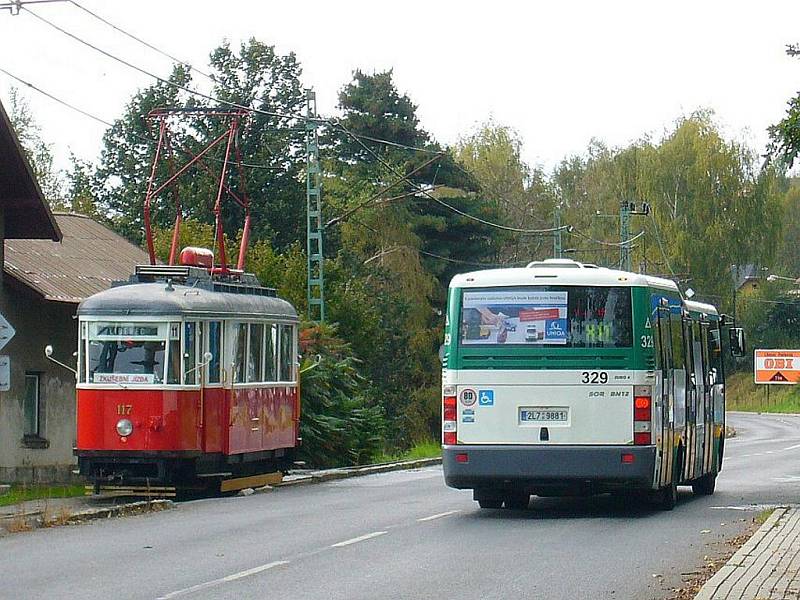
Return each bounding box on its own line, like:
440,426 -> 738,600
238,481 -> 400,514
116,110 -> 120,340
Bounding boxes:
755,508 -> 775,526
374,439 -> 441,464
0,484 -> 85,507
726,371 -> 800,413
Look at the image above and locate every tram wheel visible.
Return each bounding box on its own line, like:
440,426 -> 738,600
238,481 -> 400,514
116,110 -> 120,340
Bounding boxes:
691,472 -> 716,496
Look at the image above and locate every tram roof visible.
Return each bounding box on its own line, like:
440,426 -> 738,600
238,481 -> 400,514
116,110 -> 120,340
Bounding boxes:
449,259 -> 680,292
77,282 -> 298,320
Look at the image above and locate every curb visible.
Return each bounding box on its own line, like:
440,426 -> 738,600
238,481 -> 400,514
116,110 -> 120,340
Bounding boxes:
727,411 -> 800,418
694,506 -> 788,600
0,499 -> 175,534
61,499 -> 174,525
266,457 -> 442,491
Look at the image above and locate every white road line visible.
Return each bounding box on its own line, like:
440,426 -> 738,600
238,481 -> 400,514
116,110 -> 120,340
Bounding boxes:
331,531 -> 387,548
417,510 -> 461,522
784,443 -> 800,451
157,561 -> 289,599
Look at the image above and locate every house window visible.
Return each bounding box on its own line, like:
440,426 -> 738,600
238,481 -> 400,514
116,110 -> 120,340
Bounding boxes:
23,373 -> 41,437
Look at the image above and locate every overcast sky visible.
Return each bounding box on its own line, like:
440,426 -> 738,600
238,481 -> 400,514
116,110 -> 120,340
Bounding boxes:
0,0 -> 798,174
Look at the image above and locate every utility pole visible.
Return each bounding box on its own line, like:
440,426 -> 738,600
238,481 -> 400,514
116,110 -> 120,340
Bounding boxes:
305,89 -> 325,322
553,205 -> 562,259
619,201 -> 650,272
619,200 -> 632,271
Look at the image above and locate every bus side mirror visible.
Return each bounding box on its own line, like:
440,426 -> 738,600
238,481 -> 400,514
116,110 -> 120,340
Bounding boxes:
438,344 -> 446,364
729,327 -> 746,357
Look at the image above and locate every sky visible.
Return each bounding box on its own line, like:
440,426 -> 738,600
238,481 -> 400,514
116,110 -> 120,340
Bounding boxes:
0,0 -> 798,174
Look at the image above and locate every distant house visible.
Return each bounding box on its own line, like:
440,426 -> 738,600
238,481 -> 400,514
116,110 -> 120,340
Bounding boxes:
0,99 -> 149,483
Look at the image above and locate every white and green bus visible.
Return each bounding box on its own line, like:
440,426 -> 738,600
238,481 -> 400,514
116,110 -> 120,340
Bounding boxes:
441,259 -> 745,510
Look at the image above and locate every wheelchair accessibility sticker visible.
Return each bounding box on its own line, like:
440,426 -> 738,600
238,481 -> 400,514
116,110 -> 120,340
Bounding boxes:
478,390 -> 494,406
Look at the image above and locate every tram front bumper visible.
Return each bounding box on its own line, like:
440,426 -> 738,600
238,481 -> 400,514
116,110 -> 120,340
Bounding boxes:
443,444 -> 657,493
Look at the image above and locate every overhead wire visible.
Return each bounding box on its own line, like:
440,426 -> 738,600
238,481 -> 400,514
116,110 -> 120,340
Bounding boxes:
23,5 -> 302,122
332,118 -> 569,235
570,228 -> 645,247
0,66 -> 283,172
66,0 -> 214,81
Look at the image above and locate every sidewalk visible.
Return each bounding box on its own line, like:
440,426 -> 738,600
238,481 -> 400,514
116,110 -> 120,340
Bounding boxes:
696,507 -> 800,599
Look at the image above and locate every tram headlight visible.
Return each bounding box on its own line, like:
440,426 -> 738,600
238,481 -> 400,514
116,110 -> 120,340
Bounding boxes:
116,419 -> 133,437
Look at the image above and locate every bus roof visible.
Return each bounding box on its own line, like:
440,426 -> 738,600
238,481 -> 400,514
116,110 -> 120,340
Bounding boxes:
77,282 -> 298,321
449,259 -> 680,293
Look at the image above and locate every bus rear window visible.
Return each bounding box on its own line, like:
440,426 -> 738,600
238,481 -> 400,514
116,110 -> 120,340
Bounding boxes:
460,286 -> 633,348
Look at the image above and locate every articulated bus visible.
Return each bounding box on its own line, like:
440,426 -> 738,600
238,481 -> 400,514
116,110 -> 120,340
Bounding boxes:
441,259 -> 745,510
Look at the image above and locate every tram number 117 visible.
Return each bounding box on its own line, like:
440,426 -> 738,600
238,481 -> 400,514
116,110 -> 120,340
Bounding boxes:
116,404 -> 132,415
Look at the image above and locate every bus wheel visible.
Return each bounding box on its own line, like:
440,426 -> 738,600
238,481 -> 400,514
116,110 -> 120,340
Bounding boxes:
653,481 -> 677,511
692,472 -> 716,496
477,498 -> 503,509
503,493 -> 530,510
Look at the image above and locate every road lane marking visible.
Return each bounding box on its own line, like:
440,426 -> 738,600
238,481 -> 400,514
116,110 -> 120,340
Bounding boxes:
331,531 -> 387,548
784,443 -> 800,451
417,510 -> 461,522
157,561 -> 289,599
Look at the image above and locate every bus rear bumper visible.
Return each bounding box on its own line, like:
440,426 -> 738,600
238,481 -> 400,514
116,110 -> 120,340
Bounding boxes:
443,445 -> 656,494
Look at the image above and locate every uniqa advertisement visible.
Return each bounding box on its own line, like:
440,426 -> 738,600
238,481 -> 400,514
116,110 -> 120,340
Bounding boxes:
461,290 -> 568,345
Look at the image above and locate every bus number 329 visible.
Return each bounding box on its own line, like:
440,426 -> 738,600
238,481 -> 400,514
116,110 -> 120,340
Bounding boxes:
581,371 -> 608,384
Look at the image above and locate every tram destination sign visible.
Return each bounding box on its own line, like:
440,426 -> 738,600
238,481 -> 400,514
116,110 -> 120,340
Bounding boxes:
754,349 -> 800,384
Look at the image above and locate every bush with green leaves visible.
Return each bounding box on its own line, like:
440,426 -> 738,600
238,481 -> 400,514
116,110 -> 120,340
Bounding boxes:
297,324 -> 386,468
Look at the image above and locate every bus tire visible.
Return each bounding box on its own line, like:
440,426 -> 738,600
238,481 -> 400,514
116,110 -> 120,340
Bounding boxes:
503,493 -> 530,510
477,498 -> 503,509
692,472 -> 716,496
653,481 -> 677,511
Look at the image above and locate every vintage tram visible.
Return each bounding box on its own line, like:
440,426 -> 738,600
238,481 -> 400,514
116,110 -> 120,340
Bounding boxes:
74,258 -> 300,494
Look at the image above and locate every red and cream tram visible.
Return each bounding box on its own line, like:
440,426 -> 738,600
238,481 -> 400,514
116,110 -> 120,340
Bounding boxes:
75,260 -> 300,494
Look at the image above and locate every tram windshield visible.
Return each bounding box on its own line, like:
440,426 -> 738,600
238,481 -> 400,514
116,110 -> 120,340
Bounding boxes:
460,286 -> 633,348
86,322 -> 177,384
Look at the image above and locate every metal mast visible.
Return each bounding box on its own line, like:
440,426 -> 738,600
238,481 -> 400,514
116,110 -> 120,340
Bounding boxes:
619,200 -> 632,271
553,205 -> 562,259
305,89 -> 325,322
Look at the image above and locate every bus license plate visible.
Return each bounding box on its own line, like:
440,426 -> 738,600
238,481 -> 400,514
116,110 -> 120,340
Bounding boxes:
519,407 -> 568,423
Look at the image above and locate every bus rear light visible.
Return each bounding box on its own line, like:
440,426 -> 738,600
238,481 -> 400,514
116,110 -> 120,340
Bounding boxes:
443,395 -> 457,445
621,453 -> 635,464
633,388 -> 652,445
634,396 -> 651,421
456,453 -> 469,463
443,395 -> 457,422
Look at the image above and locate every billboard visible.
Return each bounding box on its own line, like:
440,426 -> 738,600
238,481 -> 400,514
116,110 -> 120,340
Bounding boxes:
754,349 -> 800,384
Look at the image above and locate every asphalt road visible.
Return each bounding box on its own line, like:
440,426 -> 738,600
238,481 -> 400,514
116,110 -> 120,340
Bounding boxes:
3,412 -> 800,600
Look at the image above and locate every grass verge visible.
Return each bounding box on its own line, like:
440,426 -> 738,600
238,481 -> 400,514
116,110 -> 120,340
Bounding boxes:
0,484 -> 85,508
726,371 -> 800,413
375,439 -> 441,464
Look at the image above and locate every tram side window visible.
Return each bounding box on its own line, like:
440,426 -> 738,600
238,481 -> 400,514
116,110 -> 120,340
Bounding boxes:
184,322 -> 197,385
265,324 -> 277,381
167,322 -> 181,384
79,322 -> 87,383
279,324 -> 294,382
207,321 -> 221,384
248,324 -> 264,382
233,323 -> 248,384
